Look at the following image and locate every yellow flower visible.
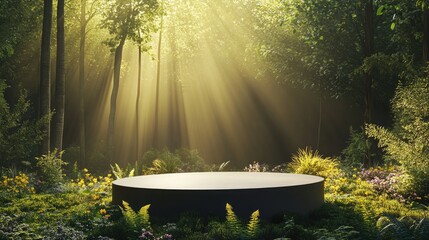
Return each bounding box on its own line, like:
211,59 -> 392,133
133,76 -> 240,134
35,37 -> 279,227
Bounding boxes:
84,168 -> 88,173
99,208 -> 107,215
93,178 -> 97,183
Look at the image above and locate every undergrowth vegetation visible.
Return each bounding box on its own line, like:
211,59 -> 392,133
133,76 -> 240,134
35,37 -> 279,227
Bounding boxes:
1,146 -> 428,239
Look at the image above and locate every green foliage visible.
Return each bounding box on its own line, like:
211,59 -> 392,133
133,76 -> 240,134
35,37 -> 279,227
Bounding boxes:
342,128 -> 373,167
110,163 -> 134,179
0,80 -> 49,167
224,203 -> 261,239
141,148 -> 210,174
35,149 -> 67,192
101,0 -> 160,50
120,201 -> 151,235
366,77 -> 429,195
247,210 -> 260,237
225,203 -> 242,232
288,147 -> 341,179
377,215 -> 429,240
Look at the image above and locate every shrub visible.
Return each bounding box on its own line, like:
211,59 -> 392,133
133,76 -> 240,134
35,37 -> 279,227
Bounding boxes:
0,80 -> 49,168
342,127 -> 373,167
288,148 -> 341,179
35,149 -> 67,192
141,148 -> 209,174
359,166 -> 417,202
366,77 -> 429,195
0,172 -> 35,202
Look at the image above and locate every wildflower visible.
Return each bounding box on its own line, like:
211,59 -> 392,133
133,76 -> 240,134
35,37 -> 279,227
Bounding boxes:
99,208 -> 107,215
84,168 -> 88,173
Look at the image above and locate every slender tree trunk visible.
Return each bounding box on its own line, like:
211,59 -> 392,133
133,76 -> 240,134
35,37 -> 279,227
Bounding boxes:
40,0 -> 53,155
153,8 -> 164,148
53,0 -> 65,152
136,40 -> 142,161
423,7 -> 429,64
79,0 -> 86,164
317,94 -> 322,149
363,0 -> 375,165
108,36 -> 126,160
363,0 -> 374,125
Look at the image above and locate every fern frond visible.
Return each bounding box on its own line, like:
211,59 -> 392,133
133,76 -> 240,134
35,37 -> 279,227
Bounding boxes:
247,209 -> 260,237
138,204 -> 151,228
226,203 -> 242,231
120,201 -> 138,229
110,163 -> 123,179
128,168 -> 135,177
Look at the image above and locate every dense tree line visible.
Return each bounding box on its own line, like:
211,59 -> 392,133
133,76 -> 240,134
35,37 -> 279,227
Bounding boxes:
1,0 -> 428,168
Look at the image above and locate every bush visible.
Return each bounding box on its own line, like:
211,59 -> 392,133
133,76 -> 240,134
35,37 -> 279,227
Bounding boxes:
141,148 -> 210,174
35,149 -> 67,192
0,80 -> 48,168
366,77 -> 429,196
342,127 -> 373,167
288,148 -> 341,179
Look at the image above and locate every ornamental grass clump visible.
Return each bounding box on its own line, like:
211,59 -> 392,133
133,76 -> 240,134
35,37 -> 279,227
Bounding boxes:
288,148 -> 341,179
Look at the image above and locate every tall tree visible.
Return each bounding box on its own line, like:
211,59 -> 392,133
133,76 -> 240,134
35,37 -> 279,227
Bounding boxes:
79,0 -> 87,163
102,0 -> 159,160
39,0 -> 53,155
136,31 -> 142,161
78,0 -> 98,164
363,0 -> 375,125
53,0 -> 65,151
153,0 -> 163,147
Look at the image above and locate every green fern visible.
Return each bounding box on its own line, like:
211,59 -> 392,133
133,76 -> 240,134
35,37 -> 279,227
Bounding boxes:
247,209 -> 260,237
138,204 -> 151,227
120,201 -> 151,231
120,201 -> 139,229
110,163 -> 134,179
225,203 -> 242,231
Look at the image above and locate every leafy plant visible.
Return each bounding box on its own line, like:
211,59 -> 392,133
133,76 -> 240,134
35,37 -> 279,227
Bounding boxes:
110,163 -> 135,179
366,77 -> 429,195
35,149 -> 67,192
377,215 -> 429,240
141,148 -> 210,174
288,147 -> 341,179
225,203 -> 261,239
247,209 -> 260,237
342,127 -> 373,167
225,203 -> 242,232
0,80 -> 49,168
120,201 -> 151,235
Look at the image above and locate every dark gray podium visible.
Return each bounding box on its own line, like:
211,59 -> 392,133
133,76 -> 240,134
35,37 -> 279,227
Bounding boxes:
112,172 -> 324,219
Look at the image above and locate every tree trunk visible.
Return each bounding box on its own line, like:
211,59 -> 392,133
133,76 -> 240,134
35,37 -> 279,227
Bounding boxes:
423,7 -> 429,64
53,0 -> 65,152
79,0 -> 86,164
108,36 -> 126,160
363,0 -> 375,165
363,0 -> 374,125
39,0 -> 53,155
317,94 -> 322,149
153,8 -> 164,148
136,40 -> 142,161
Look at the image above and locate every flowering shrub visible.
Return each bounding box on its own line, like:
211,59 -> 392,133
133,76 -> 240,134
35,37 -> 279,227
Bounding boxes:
359,166 -> 417,202
139,229 -> 174,240
244,161 -> 269,172
70,168 -> 113,195
0,173 -> 35,200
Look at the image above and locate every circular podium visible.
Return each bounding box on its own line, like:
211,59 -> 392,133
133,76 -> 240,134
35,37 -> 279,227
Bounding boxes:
112,172 -> 324,219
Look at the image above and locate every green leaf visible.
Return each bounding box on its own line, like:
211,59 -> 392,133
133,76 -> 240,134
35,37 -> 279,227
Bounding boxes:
376,6 -> 384,16
390,22 -> 396,30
